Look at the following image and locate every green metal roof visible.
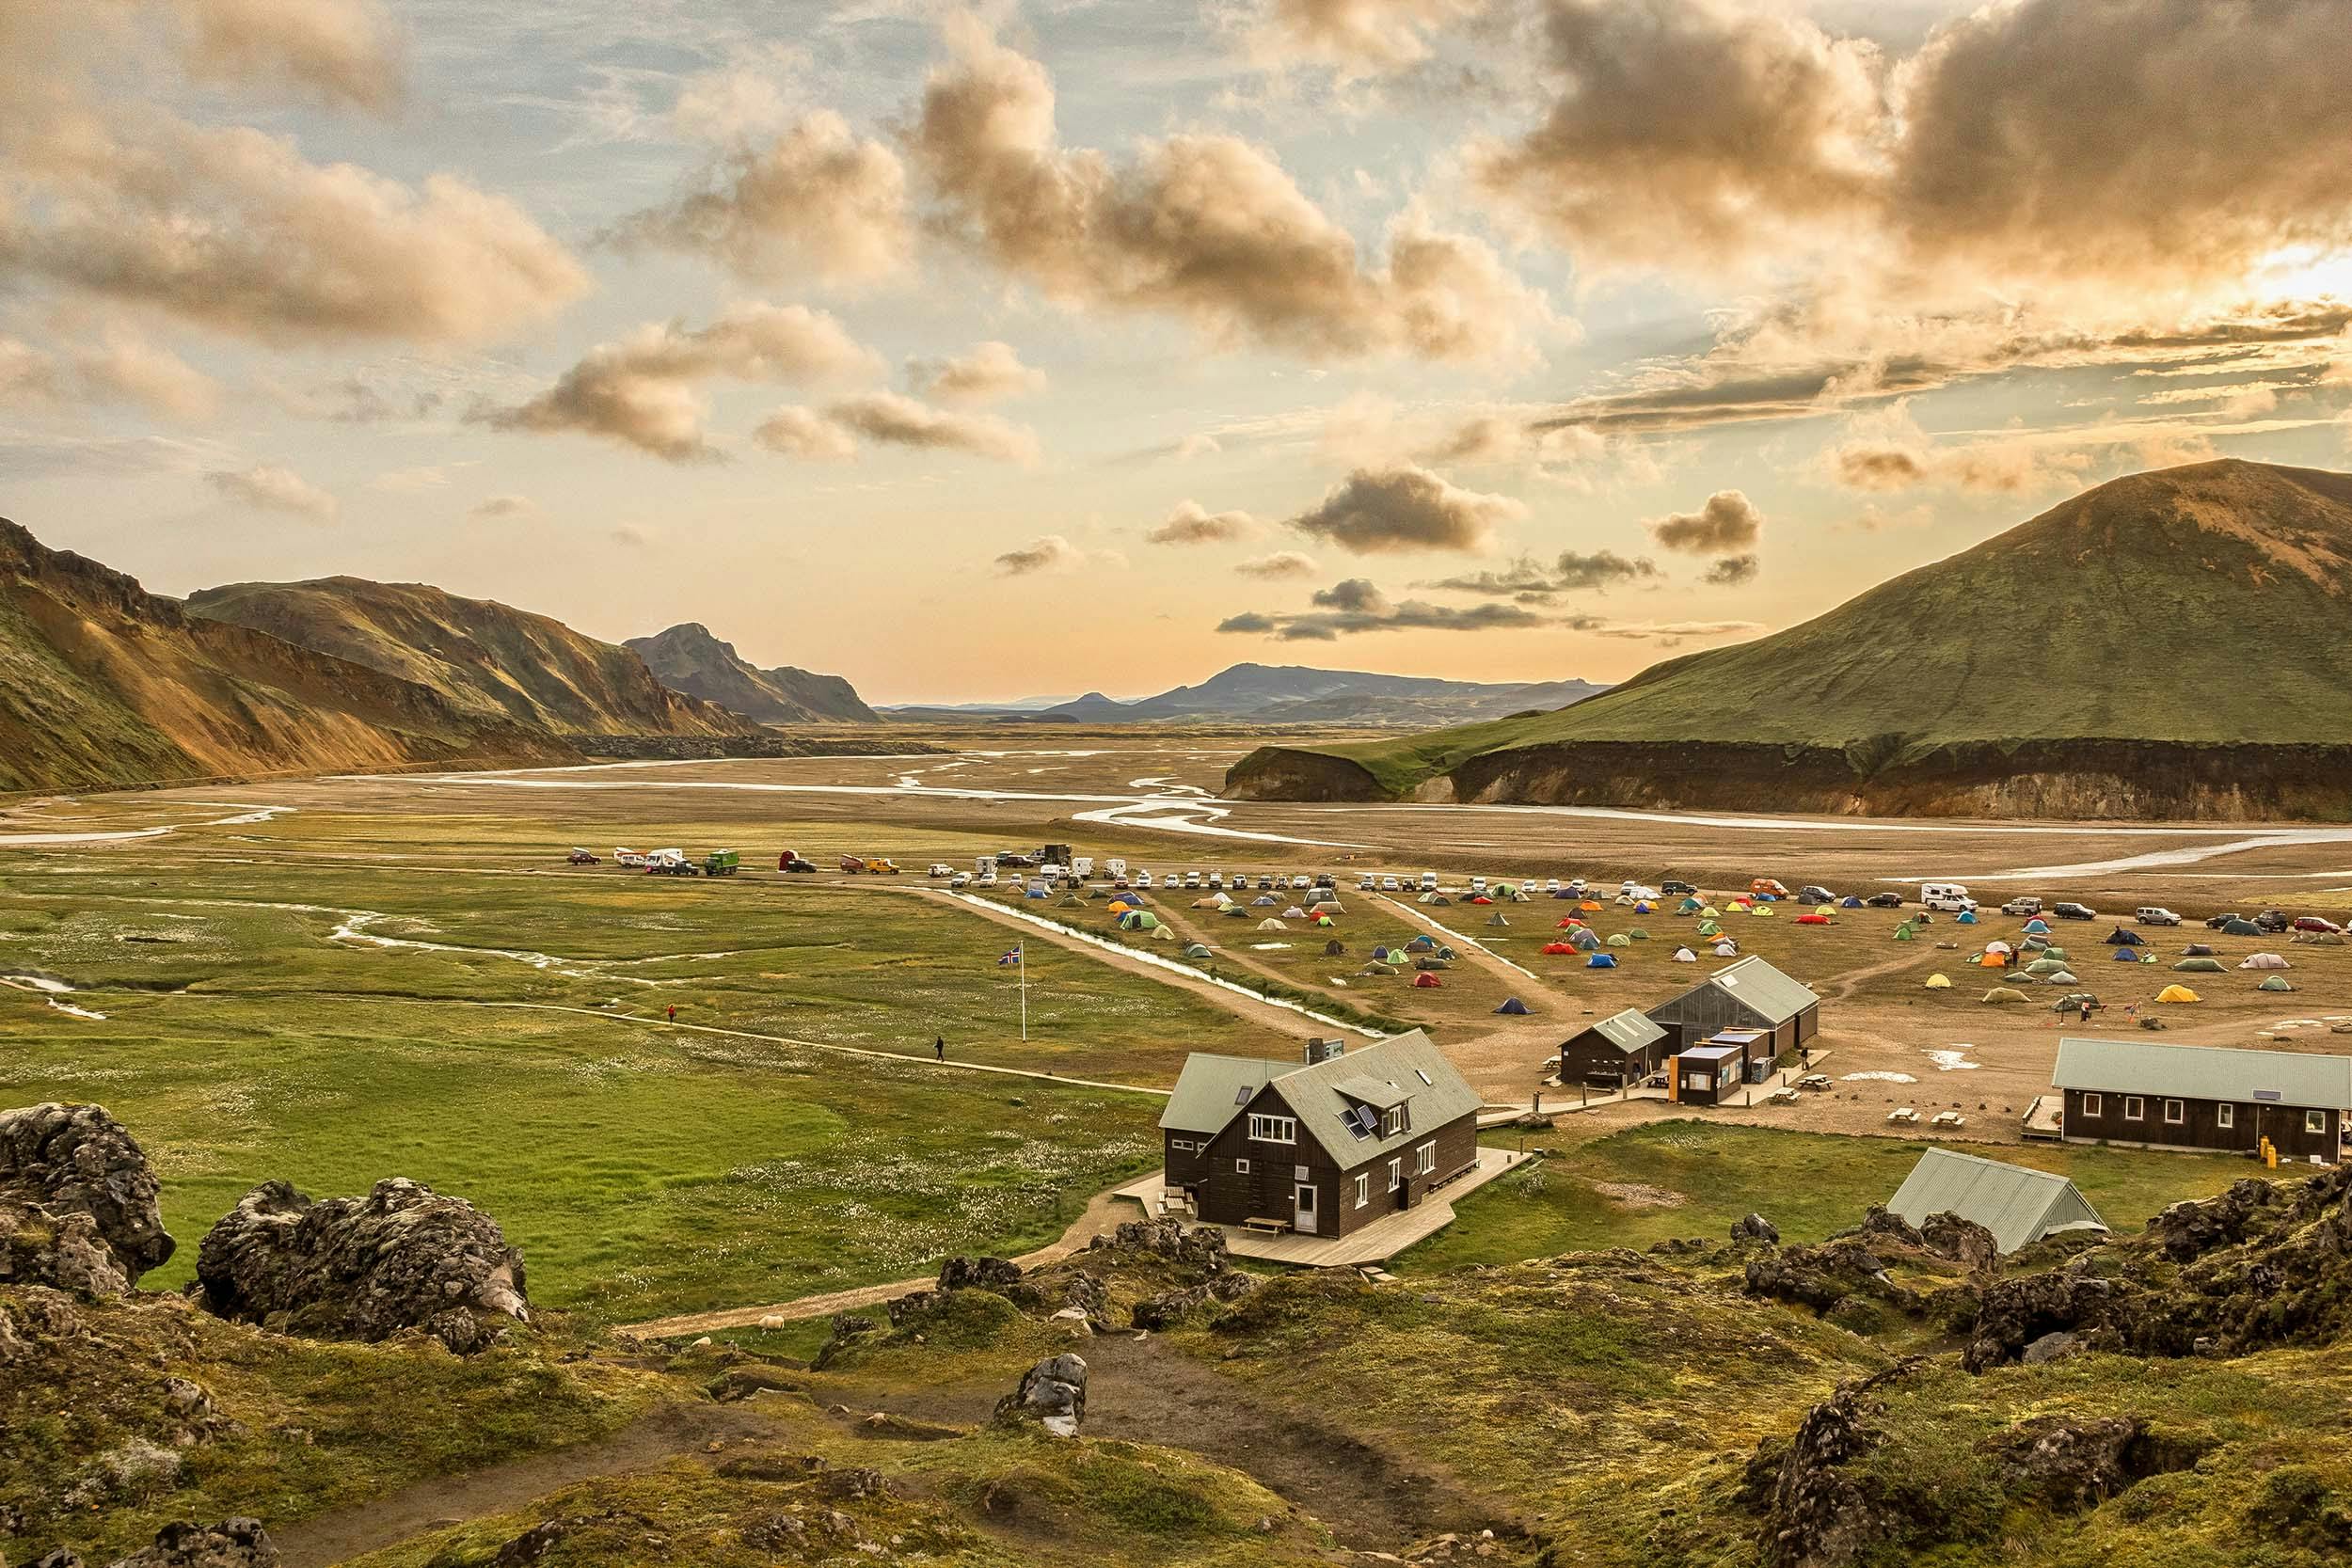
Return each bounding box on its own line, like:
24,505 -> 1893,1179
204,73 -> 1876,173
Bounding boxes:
1886,1148 -> 2106,1255
1584,1007 -> 1667,1054
2052,1037 -> 2352,1111
1159,1053 -> 1296,1134
1650,956 -> 1818,1027
1270,1029 -> 1486,1167
1330,1074 -> 1411,1110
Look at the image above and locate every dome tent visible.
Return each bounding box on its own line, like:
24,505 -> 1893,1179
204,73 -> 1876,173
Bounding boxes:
1712,940 -> 1740,957
1359,962 -> 1398,976
1413,972 -> 1443,988
2021,918 -> 2052,935
2240,952 -> 2290,970
2257,974 -> 2296,991
1542,942 -> 1576,955
1923,973 -> 1951,989
1696,920 -> 1723,938
1570,928 -> 1602,951
2045,970 -> 2078,984
1494,997 -> 1530,1015
2172,957 -> 2226,973
1672,946 -> 1697,962
1183,942 -> 1213,959
1982,987 -> 2027,1004
2104,927 -> 2145,946
1840,895 -> 1863,909
2110,946 -> 2144,962
1587,952 -> 1618,969
2182,942 -> 2216,957
1955,909 -> 1979,925
1486,911 -> 1510,927
2154,984 -> 2201,1004
1606,932 -> 1631,947
1119,911 -> 1159,930
1893,922 -> 1916,942
1796,913 -> 1831,925
1628,927 -> 1651,941
2220,917 -> 2261,936
1325,939 -> 1346,956
1258,917 -> 1287,930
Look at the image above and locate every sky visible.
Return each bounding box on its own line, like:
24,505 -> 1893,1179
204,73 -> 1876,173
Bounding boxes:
3,0 -> 2349,704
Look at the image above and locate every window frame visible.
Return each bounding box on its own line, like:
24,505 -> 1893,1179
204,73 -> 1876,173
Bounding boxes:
1380,1105 -> 1406,1137
1415,1140 -> 1437,1175
2308,1109 -> 2328,1136
1387,1157 -> 1402,1192
2217,1102 -> 2234,1131
1234,1157 -> 1251,1175
2163,1098 -> 2185,1126
1247,1113 -> 1297,1145
2081,1092 -> 2103,1117
1355,1173 -> 1370,1209
2123,1095 -> 2145,1122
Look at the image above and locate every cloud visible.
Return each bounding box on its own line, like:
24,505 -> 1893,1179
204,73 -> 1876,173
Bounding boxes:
1702,552 -> 1758,585
1587,618 -> 1765,645
173,0 -> 405,114
1821,401 -> 2093,495
906,341 -> 1046,405
1286,463 -> 1524,554
1148,499 -> 1258,546
907,17 -> 1543,360
1476,0 -> 1885,273
204,463 -> 337,521
483,304 -> 877,461
1235,550 -> 1319,578
1243,0 -> 1489,76
821,390 -> 1041,464
609,111 -> 913,286
994,534 -> 1086,576
754,404 -> 861,461
1,99 -> 590,347
0,330 -> 219,420
1218,577 -> 1551,639
1646,489 -> 1763,555
469,494 -> 539,520
1422,547 -> 1658,602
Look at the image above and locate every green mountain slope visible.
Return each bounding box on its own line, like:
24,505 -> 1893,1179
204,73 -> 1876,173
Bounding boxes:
1228,461 -> 2352,817
0,522 -> 568,792
186,581 -> 759,738
625,622 -> 876,723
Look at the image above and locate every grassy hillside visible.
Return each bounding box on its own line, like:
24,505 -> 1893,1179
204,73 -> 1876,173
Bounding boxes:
0,522 -> 568,793
1234,461 -> 2352,803
627,622 -> 877,723
188,580 -> 758,737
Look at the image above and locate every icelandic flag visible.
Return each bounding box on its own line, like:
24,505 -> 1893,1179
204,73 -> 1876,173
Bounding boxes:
996,945 -> 1024,966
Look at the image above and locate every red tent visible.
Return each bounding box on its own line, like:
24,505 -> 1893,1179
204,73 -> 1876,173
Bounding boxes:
1796,913 -> 1831,925
1468,895 -> 1494,905
1413,973 -> 1443,988
1541,942 -> 1575,955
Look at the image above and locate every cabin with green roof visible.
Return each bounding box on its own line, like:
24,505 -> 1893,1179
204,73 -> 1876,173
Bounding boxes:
1886,1148 -> 2107,1254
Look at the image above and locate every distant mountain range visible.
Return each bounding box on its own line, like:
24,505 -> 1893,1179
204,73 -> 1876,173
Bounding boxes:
625,623 -> 877,723
882,664 -> 1608,727
1230,460 -> 2352,819
187,579 -> 757,739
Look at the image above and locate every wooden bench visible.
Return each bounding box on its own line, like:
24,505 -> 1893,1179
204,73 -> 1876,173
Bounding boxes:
1241,1216 -> 1289,1236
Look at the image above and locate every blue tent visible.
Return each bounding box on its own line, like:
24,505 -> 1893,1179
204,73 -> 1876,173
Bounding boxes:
1371,945 -> 1392,961
1495,997 -> 1530,1015
1406,934 -> 1438,951
1586,952 -> 1618,969
1840,895 -> 1863,909
2111,945 -> 2143,962
1955,909 -> 1979,925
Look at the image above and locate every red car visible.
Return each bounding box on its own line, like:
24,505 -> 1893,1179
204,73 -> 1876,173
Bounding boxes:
565,849 -> 598,865
2293,915 -> 2344,934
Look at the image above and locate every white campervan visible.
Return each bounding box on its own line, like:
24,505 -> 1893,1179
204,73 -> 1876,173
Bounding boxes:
1921,881 -> 1976,912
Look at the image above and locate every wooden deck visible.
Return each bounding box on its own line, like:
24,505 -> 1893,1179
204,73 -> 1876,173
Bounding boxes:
2021,1093 -> 2065,1140
1113,1146 -> 1527,1267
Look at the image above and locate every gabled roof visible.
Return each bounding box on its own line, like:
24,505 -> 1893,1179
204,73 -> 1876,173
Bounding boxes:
2052,1037 -> 2352,1111
1576,1007 -> 1667,1054
1331,1074 -> 1411,1110
1160,1053 -> 1296,1134
1270,1029 -> 1485,1167
1649,955 -> 1818,1026
1887,1148 -> 2107,1255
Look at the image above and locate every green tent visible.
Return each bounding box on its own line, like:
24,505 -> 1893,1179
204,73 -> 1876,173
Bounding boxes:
2173,957 -> 2226,974
1120,911 -> 1159,931
1183,942 -> 1213,959
1697,920 -> 1723,938
1893,923 -> 1915,942
2256,974 -> 2296,991
1627,927 -> 1651,941
1605,932 -> 1631,947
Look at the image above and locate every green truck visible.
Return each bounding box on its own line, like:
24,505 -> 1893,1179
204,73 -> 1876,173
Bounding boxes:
703,848 -> 741,878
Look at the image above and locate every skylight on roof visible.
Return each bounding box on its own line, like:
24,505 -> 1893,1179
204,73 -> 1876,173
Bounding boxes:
1415,1069 -> 1432,1085
1232,1085 -> 1252,1105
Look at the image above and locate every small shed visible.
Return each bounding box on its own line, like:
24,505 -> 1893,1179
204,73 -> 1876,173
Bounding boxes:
1886,1148 -> 2107,1255
1560,1007 -> 1669,1087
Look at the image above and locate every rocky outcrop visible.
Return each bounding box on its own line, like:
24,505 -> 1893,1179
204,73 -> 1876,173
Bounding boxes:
189,1179 -> 526,1354
1919,1212 -> 2001,1272
0,1103 -> 173,1296
1131,1271 -> 1256,1331
1087,1217 -> 1233,1272
996,1353 -> 1087,1437
1731,1212 -> 1781,1245
2146,1178 -> 2282,1262
934,1256 -> 1024,1293
1743,1242 -> 1907,1315
1963,1263 -> 2117,1372
1756,1366 -> 1909,1568
25,1518 -> 278,1568
1988,1415 -> 2153,1512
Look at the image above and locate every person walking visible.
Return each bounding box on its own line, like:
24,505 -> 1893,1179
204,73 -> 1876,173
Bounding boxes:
934,1035 -> 946,1061
667,1005 -> 677,1023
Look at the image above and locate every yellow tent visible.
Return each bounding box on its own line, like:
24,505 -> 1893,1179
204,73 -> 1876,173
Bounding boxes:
1814,904 -> 1836,916
1923,973 -> 1951,989
2155,984 -> 2201,1004
1752,903 -> 1776,917
1698,905 -> 1721,918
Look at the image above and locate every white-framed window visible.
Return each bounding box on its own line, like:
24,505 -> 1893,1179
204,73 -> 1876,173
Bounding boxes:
1415,1140 -> 1437,1175
1380,1106 -> 1406,1136
1248,1114 -> 1296,1144
1387,1157 -> 1402,1192
2163,1099 -> 2185,1125
1294,1164 -> 1310,1180
1234,1158 -> 1251,1175
2308,1110 -> 2328,1135
2217,1103 -> 2234,1130
2124,1096 -> 2145,1122
1355,1173 -> 1369,1208
2082,1092 -> 2102,1117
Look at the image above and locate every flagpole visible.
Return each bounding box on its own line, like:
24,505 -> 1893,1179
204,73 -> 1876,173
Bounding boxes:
1020,944 -> 1028,1041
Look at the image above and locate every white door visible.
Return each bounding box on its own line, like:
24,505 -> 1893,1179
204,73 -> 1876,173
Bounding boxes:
1294,1183 -> 1318,1234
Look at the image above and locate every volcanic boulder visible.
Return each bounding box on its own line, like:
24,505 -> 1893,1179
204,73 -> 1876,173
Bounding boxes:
0,1103 -> 174,1296
996,1353 -> 1088,1437
190,1178 -> 526,1354
25,1518 -> 278,1568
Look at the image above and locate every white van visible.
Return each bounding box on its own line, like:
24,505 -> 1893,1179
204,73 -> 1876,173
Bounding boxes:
1104,857 -> 1126,881
1469,876 -> 1488,895
1921,881 -> 1976,912
1420,871 -> 1439,892
1072,855 -> 1093,881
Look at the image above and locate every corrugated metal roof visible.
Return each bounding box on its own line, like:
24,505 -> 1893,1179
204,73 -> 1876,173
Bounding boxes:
1159,1053 -> 1295,1133
2052,1037 -> 2352,1110
1887,1148 -> 2107,1255
1586,1007 -> 1667,1053
1704,956 -> 1819,1023
1331,1074 -> 1410,1110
